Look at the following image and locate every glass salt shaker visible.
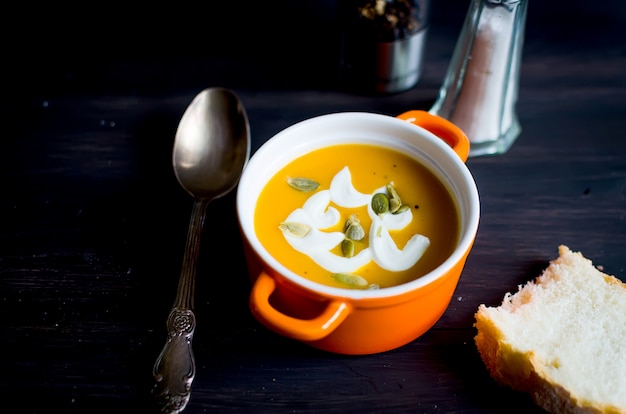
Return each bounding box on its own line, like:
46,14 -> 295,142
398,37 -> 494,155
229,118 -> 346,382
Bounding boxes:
429,0 -> 528,157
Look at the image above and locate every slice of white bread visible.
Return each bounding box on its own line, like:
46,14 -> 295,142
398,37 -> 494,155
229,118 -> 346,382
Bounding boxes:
474,245 -> 626,414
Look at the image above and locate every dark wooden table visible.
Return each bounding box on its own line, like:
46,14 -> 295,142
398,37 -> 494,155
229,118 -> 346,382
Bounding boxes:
2,2 -> 625,413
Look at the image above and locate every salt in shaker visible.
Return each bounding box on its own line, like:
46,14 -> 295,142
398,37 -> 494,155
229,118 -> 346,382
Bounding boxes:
429,0 -> 528,157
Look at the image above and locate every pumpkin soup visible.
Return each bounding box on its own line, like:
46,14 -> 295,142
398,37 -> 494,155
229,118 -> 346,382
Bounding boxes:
254,143 -> 459,289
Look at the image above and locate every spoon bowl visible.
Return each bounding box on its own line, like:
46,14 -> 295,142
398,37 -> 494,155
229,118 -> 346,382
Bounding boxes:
173,88 -> 250,200
153,87 -> 250,413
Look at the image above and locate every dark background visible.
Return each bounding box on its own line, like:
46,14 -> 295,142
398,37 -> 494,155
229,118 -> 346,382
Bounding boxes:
1,1 -> 625,413
4,0 -> 626,97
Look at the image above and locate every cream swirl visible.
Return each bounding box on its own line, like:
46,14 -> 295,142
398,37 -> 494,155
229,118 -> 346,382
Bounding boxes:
281,166 -> 430,273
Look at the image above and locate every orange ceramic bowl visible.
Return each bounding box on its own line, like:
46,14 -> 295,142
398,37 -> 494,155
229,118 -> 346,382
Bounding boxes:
236,110 -> 479,355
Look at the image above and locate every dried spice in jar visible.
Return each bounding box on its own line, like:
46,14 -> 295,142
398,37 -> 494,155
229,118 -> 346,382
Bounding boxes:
349,0 -> 423,42
340,0 -> 431,94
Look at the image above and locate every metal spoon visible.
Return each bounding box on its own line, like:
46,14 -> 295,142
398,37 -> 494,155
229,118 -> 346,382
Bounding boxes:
152,88 -> 250,413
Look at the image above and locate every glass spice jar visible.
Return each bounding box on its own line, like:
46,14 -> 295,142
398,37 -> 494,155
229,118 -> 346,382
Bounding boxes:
339,0 -> 431,94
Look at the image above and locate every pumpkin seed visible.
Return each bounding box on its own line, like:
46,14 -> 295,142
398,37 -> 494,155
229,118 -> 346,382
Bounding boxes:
344,213 -> 360,231
394,204 -> 410,214
279,222 -> 311,237
341,239 -> 355,258
371,193 -> 389,215
389,197 -> 401,214
387,182 -> 400,201
287,177 -> 319,192
331,272 -> 368,288
387,183 -> 403,213
345,221 -> 365,241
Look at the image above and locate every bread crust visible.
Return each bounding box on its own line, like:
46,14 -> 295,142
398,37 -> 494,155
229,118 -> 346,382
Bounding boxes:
474,246 -> 626,414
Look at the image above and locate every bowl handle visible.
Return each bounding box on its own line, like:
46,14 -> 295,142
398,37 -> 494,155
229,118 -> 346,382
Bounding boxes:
396,110 -> 470,162
249,272 -> 352,342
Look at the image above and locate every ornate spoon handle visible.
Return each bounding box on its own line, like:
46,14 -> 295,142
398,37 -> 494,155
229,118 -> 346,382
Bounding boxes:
152,199 -> 209,413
